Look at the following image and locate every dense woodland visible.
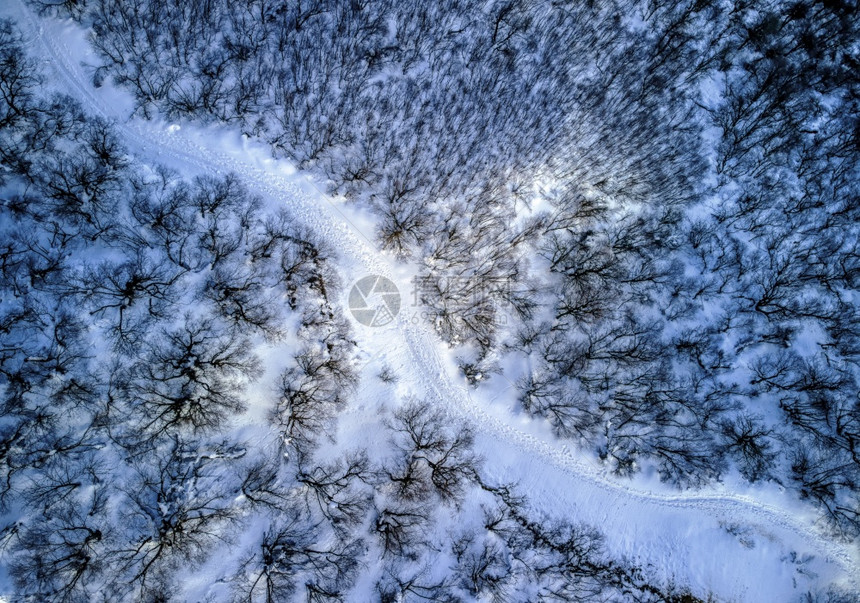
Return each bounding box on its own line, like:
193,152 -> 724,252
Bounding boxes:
0,15 -> 716,602
1,0 -> 859,599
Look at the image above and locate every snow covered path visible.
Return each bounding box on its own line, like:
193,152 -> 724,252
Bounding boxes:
9,2 -> 857,599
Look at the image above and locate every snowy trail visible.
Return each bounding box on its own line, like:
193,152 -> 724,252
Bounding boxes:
12,2 -> 858,589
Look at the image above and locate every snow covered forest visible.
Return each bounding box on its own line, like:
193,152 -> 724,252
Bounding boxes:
0,0 -> 858,600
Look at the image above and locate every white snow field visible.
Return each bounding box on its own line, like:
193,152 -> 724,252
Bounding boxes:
4,1 -> 857,600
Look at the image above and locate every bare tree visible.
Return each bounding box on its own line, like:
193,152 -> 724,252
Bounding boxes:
384,402 -> 479,504
272,339 -> 357,453
296,449 -> 373,532
231,508 -> 362,603
114,317 -> 260,441
0,19 -> 39,133
109,438 -> 241,598
9,458 -> 109,602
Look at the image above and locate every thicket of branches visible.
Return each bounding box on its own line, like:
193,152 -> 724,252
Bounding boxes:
41,0 -> 705,361
511,0 -> 860,539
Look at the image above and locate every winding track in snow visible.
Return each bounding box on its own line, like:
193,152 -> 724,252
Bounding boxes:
12,1 -> 858,587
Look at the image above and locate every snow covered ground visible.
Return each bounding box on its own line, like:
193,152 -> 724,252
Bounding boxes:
4,1 -> 857,600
